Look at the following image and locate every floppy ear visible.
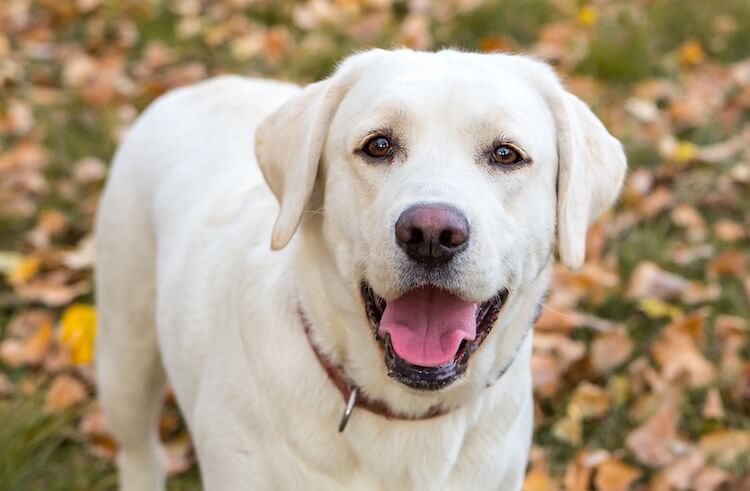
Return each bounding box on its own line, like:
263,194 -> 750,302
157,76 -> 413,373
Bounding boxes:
255,69 -> 359,250
552,91 -> 627,269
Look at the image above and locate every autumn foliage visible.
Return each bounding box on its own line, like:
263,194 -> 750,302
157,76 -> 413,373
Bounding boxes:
1,0 -> 749,489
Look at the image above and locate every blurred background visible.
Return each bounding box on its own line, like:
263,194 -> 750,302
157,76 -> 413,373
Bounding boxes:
1,0 -> 749,489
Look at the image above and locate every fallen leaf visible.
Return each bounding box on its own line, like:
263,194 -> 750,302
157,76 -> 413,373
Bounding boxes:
594,458 -> 641,491
0,320 -> 53,367
7,255 -> 42,285
708,250 -> 747,278
44,374 -> 88,412
552,415 -> 582,446
693,465 -> 729,491
568,382 -> 611,420
60,304 -> 97,365
638,298 -> 682,320
651,313 -> 716,387
627,262 -> 688,302
702,388 -> 725,419
655,447 -> 705,490
535,307 -> 583,332
164,434 -> 194,476
679,40 -> 705,66
591,329 -> 634,374
626,400 -> 680,467
524,460 -> 560,491
671,205 -> 707,242
699,430 -> 750,468
576,6 -> 598,27
714,219 -> 745,242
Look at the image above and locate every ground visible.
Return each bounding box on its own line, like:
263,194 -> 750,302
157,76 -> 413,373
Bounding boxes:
1,1 -> 749,490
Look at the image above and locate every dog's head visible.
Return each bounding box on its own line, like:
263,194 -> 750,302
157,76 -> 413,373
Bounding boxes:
256,49 -> 625,408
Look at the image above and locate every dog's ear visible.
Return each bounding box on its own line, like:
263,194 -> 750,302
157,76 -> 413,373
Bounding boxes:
521,59 -> 627,269
255,55 -> 369,250
255,81 -> 346,250
552,90 -> 627,269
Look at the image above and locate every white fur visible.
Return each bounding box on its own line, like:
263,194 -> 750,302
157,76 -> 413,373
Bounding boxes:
95,49 -> 626,490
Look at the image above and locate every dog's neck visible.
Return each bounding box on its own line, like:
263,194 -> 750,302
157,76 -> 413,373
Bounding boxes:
298,306 -> 449,431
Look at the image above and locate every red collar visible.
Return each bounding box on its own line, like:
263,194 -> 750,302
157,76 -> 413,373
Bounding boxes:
299,307 -> 448,430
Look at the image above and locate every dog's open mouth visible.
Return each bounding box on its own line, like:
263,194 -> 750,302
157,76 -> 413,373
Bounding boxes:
362,283 -> 509,390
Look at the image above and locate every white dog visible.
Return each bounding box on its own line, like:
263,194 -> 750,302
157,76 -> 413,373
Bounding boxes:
95,49 -> 626,490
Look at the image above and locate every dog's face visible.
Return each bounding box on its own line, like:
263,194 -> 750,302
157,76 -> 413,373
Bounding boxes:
256,50 -> 626,403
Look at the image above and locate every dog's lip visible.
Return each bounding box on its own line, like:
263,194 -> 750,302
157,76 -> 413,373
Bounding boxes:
361,282 -> 509,391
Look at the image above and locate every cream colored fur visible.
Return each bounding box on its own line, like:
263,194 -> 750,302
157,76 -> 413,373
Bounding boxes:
95,49 -> 626,491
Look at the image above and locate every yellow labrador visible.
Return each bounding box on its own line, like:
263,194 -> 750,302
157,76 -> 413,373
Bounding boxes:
95,49 -> 626,490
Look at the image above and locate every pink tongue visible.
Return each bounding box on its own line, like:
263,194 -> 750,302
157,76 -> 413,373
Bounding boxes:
379,287 -> 477,367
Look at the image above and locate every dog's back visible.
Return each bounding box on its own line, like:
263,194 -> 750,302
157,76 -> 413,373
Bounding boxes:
94,76 -> 297,491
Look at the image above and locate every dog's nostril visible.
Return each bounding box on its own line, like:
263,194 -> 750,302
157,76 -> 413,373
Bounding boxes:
439,230 -> 454,247
394,204 -> 469,264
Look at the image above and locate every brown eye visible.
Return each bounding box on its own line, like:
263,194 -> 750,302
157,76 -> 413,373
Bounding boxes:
363,136 -> 392,159
491,144 -> 524,165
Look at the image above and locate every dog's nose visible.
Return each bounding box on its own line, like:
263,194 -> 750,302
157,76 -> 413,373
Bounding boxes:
395,204 -> 469,265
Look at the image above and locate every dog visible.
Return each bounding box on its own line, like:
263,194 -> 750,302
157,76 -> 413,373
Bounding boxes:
95,48 -> 626,490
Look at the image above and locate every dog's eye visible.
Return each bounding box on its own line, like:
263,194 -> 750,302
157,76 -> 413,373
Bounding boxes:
363,136 -> 392,159
491,144 -> 525,165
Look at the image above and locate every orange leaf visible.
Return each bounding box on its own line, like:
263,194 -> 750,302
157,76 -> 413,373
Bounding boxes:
594,459 -> 641,491
44,374 -> 88,412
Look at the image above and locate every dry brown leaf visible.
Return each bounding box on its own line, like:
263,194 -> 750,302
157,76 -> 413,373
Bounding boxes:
693,465 -> 729,491
44,374 -> 88,412
16,274 -> 91,307
0,320 -> 53,367
671,205 -> 707,242
707,250 -> 747,278
699,430 -> 750,468
681,281 -> 721,304
702,388 -> 725,419
627,261 -> 688,301
656,447 -> 705,490
568,382 -> 611,420
591,329 -> 634,374
165,434 -> 194,476
714,219 -> 746,242
564,450 -> 610,491
535,307 -> 583,332
524,461 -> 560,491
651,313 -> 716,387
626,400 -> 680,467
639,186 -> 674,217
552,415 -> 582,446
594,458 -> 641,491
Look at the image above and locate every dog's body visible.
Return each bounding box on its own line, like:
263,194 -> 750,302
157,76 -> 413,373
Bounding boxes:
96,50 -> 625,490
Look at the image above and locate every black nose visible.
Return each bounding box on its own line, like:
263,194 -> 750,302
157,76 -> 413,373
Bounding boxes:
395,204 -> 469,265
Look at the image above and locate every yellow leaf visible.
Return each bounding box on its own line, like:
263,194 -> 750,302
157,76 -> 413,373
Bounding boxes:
524,462 -> 559,491
568,382 -> 611,419
594,458 -> 641,491
552,414 -> 582,446
577,6 -> 599,27
60,304 -> 97,365
678,40 -> 705,66
637,298 -> 682,320
8,255 -> 41,284
674,140 -> 698,163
